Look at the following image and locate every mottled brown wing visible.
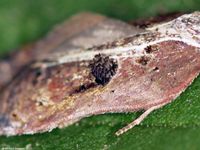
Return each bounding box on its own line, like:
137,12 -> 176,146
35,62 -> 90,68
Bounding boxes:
0,12 -> 143,89
0,40 -> 200,135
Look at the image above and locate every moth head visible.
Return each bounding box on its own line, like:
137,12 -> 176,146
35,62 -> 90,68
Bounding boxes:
148,11 -> 200,46
173,11 -> 200,43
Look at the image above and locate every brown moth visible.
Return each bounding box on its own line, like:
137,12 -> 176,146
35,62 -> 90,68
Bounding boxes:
0,12 -> 200,136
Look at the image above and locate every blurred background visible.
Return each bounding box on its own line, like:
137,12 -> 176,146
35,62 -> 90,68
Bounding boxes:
0,0 -> 200,56
1,0 -> 200,150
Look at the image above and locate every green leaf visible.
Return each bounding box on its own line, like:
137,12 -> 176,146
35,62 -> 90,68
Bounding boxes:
1,0 -> 200,150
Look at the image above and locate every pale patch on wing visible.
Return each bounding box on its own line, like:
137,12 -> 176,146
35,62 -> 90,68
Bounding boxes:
36,12 -> 144,61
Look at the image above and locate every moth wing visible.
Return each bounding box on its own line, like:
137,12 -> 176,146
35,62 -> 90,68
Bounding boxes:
1,40 -> 200,135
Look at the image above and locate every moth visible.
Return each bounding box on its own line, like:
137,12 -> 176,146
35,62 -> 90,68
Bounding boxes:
0,12 -> 200,136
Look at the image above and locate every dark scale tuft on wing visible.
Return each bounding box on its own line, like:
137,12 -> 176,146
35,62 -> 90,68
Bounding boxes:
90,54 -> 118,85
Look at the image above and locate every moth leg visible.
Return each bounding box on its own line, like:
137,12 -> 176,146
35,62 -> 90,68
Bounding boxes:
115,103 -> 167,136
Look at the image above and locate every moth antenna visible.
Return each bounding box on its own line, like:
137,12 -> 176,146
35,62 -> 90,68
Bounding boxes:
115,103 -> 167,136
